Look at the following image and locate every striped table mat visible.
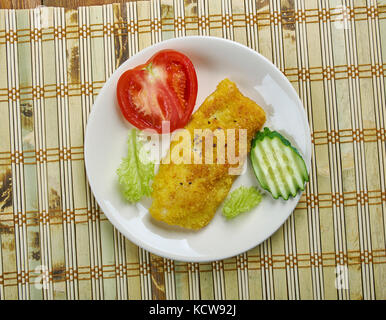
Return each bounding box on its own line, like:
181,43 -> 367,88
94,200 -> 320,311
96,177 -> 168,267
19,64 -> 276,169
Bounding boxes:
0,0 -> 385,300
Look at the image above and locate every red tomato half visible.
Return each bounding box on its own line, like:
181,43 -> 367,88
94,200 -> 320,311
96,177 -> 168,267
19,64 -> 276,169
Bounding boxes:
116,50 -> 198,133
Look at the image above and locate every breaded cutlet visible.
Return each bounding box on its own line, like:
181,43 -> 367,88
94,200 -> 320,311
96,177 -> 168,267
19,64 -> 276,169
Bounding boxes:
149,79 -> 266,229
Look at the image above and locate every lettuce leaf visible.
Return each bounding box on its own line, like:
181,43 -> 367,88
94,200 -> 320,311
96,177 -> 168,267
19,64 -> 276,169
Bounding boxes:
222,186 -> 262,219
117,129 -> 155,203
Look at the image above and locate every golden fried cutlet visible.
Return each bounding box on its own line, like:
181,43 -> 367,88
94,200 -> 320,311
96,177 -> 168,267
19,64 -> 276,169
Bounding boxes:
149,79 -> 266,230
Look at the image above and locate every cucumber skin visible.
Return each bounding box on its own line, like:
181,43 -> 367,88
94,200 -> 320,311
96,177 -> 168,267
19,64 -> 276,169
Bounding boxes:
250,127 -> 309,200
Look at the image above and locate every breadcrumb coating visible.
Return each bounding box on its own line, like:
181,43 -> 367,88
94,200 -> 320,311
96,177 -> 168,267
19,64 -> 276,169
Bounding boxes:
149,79 -> 266,229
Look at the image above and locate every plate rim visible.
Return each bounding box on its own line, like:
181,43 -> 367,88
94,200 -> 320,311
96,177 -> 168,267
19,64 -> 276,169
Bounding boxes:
84,35 -> 312,262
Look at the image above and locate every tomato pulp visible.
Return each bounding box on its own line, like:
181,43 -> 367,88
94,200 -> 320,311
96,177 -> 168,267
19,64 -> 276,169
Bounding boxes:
116,50 -> 198,133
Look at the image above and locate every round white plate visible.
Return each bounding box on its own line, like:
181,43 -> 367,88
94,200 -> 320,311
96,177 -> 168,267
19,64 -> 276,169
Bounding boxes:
84,36 -> 311,262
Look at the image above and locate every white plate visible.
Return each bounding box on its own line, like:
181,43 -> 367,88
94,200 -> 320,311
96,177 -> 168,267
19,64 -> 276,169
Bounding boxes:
84,36 -> 311,262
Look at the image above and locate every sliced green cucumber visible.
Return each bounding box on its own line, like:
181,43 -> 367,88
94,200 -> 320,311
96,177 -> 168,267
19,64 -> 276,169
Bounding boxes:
250,127 -> 309,200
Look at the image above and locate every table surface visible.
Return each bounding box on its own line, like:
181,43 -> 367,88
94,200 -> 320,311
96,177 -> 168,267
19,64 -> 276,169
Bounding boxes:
0,0 -> 137,9
0,0 -> 385,301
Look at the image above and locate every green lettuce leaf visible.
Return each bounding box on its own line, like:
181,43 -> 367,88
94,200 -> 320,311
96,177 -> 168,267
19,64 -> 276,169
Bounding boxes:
222,186 -> 263,219
117,129 -> 155,203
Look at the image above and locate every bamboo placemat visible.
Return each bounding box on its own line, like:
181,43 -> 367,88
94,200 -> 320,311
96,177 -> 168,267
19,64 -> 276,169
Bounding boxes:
0,0 -> 385,300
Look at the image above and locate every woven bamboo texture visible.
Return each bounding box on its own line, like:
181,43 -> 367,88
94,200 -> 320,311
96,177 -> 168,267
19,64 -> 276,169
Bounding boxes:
0,0 -> 385,300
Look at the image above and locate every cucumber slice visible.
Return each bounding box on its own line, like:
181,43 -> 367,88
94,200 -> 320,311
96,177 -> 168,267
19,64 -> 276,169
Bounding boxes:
250,127 -> 309,200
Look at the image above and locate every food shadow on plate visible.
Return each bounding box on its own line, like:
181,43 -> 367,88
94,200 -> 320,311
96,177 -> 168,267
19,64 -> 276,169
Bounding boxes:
143,212 -> 202,237
136,198 -> 201,236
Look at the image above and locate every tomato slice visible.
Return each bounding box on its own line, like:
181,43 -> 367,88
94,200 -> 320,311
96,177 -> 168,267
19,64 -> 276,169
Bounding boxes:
116,50 -> 198,133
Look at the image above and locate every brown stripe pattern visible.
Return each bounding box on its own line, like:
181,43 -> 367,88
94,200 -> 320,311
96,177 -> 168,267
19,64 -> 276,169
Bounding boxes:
0,0 -> 385,300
